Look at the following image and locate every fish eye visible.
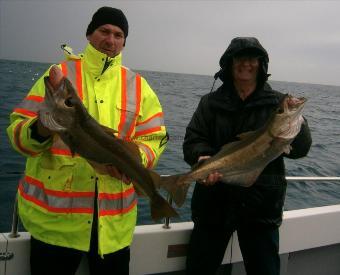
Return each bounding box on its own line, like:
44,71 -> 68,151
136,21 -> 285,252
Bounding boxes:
65,98 -> 74,107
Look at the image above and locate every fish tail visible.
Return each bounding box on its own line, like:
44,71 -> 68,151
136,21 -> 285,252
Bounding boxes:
159,174 -> 191,207
151,194 -> 179,221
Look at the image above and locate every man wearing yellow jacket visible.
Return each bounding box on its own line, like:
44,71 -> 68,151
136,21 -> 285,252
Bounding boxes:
7,6 -> 167,275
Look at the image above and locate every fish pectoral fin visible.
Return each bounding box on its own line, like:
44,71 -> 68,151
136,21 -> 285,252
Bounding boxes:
160,174 -> 191,207
222,168 -> 263,187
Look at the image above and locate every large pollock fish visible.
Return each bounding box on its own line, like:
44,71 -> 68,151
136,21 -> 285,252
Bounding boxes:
162,94 -> 307,207
40,65 -> 178,221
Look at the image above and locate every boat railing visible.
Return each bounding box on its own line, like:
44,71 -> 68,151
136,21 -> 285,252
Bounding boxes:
8,176 -> 340,238
162,176 -> 340,229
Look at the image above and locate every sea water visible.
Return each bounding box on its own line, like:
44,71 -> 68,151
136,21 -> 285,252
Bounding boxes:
1,59 -> 340,231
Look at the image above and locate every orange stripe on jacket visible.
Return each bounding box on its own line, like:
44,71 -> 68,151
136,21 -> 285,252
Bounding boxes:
13,108 -> 37,117
75,60 -> 83,100
98,187 -> 135,200
135,126 -> 162,137
99,199 -> 137,217
136,112 -> 164,126
18,184 -> 93,214
14,120 -> 38,156
61,62 -> 68,76
26,95 -> 44,102
25,176 -> 95,198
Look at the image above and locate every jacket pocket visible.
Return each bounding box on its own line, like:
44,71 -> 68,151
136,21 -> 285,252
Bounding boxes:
115,104 -> 142,136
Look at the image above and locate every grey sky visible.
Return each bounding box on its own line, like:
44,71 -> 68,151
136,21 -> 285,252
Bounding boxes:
1,0 -> 340,86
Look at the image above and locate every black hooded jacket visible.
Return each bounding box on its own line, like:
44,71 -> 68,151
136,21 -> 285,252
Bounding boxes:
183,38 -> 312,227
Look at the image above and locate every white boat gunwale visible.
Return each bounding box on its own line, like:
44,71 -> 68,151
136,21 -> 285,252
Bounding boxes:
2,176 -> 340,275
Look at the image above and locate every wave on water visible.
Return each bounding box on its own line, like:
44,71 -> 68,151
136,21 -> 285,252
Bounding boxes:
1,59 -> 340,231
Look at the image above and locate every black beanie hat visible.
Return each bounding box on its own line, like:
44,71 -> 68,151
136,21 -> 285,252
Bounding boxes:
86,7 -> 129,38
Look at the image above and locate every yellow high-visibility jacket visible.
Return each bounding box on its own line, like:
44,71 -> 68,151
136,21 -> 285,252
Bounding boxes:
6,43 -> 167,255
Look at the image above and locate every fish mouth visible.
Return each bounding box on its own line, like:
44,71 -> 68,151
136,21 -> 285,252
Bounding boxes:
278,95 -> 306,114
287,96 -> 306,113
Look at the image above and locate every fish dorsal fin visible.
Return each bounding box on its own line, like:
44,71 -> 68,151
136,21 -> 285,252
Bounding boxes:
219,140 -> 244,155
217,130 -> 261,156
221,167 -> 264,187
237,130 -> 257,140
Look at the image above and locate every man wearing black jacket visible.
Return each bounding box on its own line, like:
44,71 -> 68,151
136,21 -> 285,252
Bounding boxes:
183,37 -> 312,275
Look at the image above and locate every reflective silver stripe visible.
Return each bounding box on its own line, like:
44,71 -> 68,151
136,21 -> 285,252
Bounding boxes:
52,136 -> 69,150
15,99 -> 43,114
137,143 -> 155,167
135,115 -> 164,134
21,181 -> 94,210
120,70 -> 138,139
66,61 -> 77,87
99,192 -> 137,211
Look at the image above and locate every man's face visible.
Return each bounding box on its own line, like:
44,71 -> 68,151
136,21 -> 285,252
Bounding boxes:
87,24 -> 125,58
232,55 -> 259,83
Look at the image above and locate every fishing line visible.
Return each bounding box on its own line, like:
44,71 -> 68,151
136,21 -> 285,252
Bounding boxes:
209,70 -> 221,93
230,233 -> 233,266
209,77 -> 217,93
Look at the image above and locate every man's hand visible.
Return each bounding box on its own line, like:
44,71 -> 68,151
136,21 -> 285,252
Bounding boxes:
36,119 -> 52,138
30,118 -> 52,142
197,156 -> 223,186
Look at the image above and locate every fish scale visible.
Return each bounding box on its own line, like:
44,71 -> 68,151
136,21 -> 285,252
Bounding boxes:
40,65 -> 178,221
160,94 -> 307,207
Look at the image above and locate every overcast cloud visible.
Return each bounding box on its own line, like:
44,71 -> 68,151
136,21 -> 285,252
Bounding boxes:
1,0 -> 340,86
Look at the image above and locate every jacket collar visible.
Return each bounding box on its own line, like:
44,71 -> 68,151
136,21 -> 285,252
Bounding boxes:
81,43 -> 122,76
209,82 -> 280,111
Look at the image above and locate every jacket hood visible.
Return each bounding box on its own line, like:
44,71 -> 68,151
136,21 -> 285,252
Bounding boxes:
219,37 -> 269,68
215,37 -> 270,85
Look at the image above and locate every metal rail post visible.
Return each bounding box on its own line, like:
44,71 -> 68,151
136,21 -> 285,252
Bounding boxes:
8,194 -> 20,238
163,194 -> 173,229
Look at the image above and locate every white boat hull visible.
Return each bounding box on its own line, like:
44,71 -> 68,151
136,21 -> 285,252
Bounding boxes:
2,204 -> 340,274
